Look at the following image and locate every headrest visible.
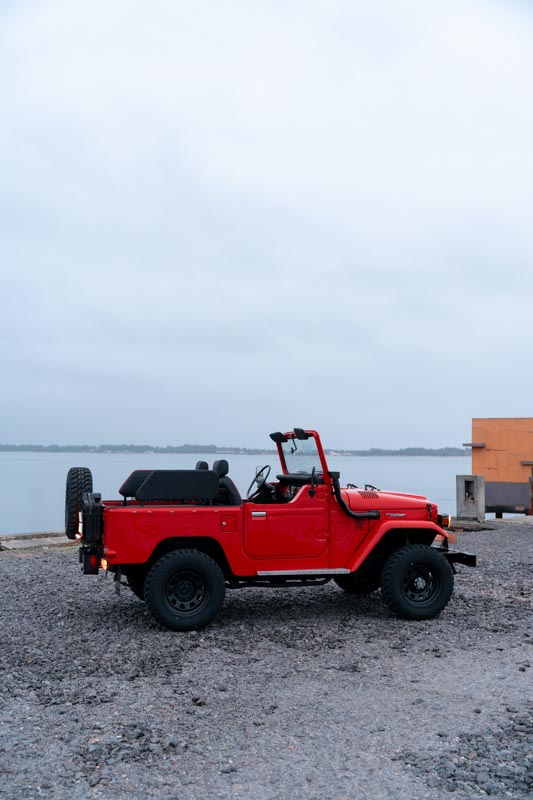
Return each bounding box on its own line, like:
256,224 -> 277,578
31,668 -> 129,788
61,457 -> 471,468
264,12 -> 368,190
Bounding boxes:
196,460 -> 209,470
212,459 -> 229,477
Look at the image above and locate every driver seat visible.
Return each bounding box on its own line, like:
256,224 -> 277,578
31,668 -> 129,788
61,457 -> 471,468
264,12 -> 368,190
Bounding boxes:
212,459 -> 242,506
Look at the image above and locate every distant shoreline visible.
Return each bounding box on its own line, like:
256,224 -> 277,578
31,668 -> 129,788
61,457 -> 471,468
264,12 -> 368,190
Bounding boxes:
0,444 -> 469,457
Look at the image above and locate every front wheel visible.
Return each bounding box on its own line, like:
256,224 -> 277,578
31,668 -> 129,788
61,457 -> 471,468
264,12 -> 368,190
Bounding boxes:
144,549 -> 225,631
380,544 -> 454,620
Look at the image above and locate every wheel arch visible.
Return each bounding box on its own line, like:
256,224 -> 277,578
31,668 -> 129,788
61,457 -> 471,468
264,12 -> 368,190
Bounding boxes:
143,537 -> 234,580
348,521 -> 444,574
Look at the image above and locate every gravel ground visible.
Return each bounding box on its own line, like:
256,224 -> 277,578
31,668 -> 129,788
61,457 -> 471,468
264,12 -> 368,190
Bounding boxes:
0,524 -> 531,800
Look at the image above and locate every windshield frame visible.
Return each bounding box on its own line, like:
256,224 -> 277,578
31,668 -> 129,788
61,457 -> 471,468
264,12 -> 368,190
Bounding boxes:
275,429 -> 331,482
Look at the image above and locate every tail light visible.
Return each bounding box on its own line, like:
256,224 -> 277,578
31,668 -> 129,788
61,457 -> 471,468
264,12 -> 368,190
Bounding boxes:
79,547 -> 100,574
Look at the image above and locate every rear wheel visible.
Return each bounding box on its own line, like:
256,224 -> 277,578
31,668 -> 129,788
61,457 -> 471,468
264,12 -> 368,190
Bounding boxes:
65,467 -> 93,539
380,544 -> 454,620
144,549 -> 225,631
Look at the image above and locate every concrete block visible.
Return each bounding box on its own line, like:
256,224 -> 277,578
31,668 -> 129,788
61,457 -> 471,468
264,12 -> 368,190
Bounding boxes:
456,474 -> 485,521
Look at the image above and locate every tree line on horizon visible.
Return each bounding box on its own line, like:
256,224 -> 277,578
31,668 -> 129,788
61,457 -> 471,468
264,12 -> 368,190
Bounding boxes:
0,443 -> 469,457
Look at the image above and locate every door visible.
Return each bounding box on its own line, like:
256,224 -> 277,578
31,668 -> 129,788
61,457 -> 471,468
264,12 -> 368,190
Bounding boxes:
243,485 -> 329,560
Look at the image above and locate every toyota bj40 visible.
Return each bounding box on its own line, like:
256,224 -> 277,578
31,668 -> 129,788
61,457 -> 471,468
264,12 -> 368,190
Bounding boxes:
67,428 -> 476,630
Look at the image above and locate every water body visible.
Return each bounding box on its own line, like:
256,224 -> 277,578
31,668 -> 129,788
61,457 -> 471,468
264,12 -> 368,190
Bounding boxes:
0,452 -> 470,536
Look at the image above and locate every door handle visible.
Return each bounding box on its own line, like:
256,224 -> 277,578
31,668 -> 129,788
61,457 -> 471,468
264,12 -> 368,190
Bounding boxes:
251,511 -> 267,518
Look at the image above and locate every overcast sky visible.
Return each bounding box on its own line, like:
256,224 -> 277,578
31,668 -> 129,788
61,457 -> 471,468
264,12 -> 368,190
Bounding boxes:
1,0 -> 532,449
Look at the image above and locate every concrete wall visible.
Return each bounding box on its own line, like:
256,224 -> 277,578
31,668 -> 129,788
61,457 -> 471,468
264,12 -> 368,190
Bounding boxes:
456,475 -> 485,521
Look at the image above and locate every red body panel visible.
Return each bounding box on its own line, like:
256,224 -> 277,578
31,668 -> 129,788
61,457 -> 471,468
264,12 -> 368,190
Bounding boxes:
97,429 -> 447,577
344,490 -> 432,512
345,520 -> 446,573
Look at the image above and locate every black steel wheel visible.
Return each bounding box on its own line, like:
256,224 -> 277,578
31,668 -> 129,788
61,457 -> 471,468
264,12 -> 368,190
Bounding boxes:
165,568 -> 208,613
380,544 -> 454,620
144,549 -> 225,631
65,467 -> 93,539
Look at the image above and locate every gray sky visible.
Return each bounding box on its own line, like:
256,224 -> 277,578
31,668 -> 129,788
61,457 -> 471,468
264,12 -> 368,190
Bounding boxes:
1,0 -> 532,449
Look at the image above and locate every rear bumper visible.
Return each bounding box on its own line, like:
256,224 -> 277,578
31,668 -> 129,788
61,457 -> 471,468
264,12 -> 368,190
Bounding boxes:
433,546 -> 477,568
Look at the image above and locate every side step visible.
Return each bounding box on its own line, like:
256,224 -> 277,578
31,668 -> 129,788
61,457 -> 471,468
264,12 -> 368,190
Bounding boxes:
256,568 -> 350,576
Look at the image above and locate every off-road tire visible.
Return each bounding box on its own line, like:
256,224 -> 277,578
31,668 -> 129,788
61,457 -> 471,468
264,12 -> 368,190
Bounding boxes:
334,573 -> 380,595
65,467 -> 93,540
144,549 -> 225,631
381,544 -> 454,620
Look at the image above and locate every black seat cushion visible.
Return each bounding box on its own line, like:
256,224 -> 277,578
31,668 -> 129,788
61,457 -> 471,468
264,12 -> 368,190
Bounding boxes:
217,476 -> 242,506
210,460 -> 241,505
135,470 -> 219,502
119,470 -> 154,498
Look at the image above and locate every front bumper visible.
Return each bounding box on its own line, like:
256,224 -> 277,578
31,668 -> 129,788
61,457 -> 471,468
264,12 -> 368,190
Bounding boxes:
433,545 -> 477,568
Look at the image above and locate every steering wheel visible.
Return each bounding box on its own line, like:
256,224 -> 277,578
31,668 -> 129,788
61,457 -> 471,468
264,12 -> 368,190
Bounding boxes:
247,464 -> 272,499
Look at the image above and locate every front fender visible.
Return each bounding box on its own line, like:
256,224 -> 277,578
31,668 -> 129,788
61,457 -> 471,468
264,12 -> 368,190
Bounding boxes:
347,520 -> 447,573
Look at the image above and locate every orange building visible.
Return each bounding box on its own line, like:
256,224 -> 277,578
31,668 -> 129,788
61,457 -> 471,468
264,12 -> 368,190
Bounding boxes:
465,418 -> 533,514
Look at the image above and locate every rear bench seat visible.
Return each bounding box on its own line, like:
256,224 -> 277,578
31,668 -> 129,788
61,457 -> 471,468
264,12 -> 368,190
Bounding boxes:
118,470 -> 155,503
134,469 -> 219,504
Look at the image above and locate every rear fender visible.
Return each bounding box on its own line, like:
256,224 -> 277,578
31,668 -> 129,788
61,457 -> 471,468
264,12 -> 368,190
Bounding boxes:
347,521 -> 446,573
145,536 -> 233,579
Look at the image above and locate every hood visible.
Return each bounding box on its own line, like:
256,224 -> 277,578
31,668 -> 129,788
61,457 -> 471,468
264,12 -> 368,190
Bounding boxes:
343,487 -> 433,513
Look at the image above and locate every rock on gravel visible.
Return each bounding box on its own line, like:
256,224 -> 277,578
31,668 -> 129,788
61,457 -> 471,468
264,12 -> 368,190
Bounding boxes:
0,525 -> 531,799
403,704 -> 533,797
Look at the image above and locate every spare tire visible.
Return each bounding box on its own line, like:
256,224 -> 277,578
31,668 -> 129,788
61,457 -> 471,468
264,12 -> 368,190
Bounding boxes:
65,467 -> 93,539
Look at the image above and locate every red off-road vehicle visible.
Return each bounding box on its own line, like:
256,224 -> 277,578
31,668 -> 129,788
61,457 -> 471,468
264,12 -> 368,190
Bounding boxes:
67,428 -> 475,631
